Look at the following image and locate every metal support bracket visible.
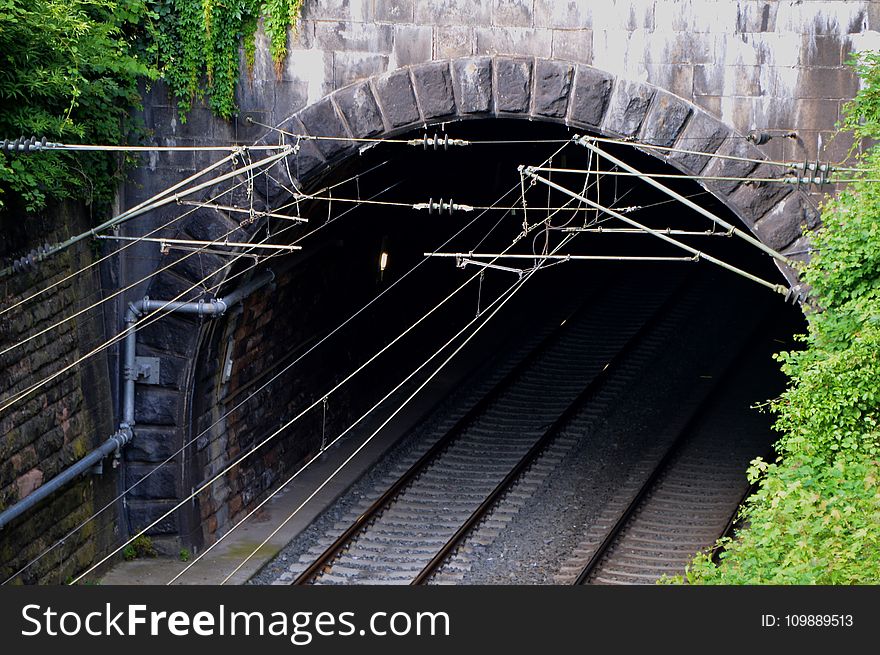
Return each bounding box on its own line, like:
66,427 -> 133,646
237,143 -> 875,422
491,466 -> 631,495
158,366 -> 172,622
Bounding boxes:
135,356 -> 161,385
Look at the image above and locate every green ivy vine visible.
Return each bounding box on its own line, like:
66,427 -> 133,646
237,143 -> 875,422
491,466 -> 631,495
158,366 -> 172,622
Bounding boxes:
152,0 -> 305,121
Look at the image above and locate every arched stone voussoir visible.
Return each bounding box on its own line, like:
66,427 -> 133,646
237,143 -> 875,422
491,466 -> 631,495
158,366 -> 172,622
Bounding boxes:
259,56 -> 819,285
452,57 -> 493,115
566,65 -> 614,130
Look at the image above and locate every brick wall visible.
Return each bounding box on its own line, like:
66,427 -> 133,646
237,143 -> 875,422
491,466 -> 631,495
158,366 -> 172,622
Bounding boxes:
0,202 -> 117,584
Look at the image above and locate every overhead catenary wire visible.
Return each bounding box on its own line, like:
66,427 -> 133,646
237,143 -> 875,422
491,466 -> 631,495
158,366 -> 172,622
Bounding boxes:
0,156 -> 393,356
243,116 -> 871,171
523,168 -> 790,296
95,236 -> 303,252
582,133 -> 869,173
574,137 -> 799,268
0,152 -> 260,317
69,243 -> 522,585
68,144 -> 575,586
0,147 -> 293,280
209,228 -> 581,586
4,136 -> 567,584
528,165 -> 834,184
0,175 -> 422,584
171,147 -> 602,585
1,140 -> 289,153
429,253 -> 699,262
0,203 -> 305,413
13,137 -> 572,577
169,250 -> 529,584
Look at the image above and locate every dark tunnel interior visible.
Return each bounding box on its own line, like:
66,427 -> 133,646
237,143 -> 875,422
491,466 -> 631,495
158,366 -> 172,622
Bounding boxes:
187,118 -> 808,550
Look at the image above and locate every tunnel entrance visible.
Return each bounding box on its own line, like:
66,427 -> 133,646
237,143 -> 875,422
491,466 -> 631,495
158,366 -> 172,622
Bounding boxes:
182,118 -> 806,582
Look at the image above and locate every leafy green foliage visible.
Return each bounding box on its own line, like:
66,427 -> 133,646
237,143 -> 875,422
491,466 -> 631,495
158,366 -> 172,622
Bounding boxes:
843,51 -> 880,141
0,0 -> 156,212
121,535 -> 158,560
679,454 -> 880,584
153,0 -> 304,121
670,54 -> 880,585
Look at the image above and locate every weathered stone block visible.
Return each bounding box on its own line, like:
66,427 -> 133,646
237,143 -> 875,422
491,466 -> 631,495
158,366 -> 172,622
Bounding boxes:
436,26 -> 474,59
535,0 -> 592,29
415,0 -> 492,26
373,69 -> 421,128
313,21 -> 393,53
283,118 -> 328,185
297,97 -> 353,160
603,79 -> 655,137
533,60 -> 574,118
728,165 -> 793,225
180,208 -> 240,244
126,464 -> 177,500
147,271 -> 203,304
272,80 -> 309,117
126,427 -> 179,463
127,499 -> 179,534
666,110 -> 730,174
301,0 -> 373,22
640,91 -> 691,147
453,57 -> 493,114
412,62 -> 456,119
475,27 -> 552,58
333,52 -> 389,87
494,0 -> 533,27
753,192 -> 820,251
335,82 -> 385,138
552,29 -> 592,63
135,387 -> 179,426
167,250 -> 228,289
702,139 -> 761,196
393,25 -> 432,66
494,57 -> 532,113
375,0 -> 413,22
568,66 -> 614,128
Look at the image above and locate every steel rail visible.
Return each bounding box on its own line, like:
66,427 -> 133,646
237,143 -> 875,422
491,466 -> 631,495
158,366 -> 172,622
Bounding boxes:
290,292 -> 603,585
411,275 -> 692,585
572,325 -> 767,585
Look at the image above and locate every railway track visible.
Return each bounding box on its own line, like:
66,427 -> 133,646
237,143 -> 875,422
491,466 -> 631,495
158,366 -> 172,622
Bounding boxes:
560,323 -> 779,586
288,272 -> 697,585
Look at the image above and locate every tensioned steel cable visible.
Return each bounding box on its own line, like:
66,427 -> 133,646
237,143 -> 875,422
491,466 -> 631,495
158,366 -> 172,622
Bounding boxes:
244,116 -> 871,172
0,201 -> 312,414
0,154 -> 245,319
211,225 -> 582,585
0,156 -> 391,323
69,244 -> 522,584
0,158 -> 394,356
4,166 -> 529,585
70,143 -> 578,585
174,156 -> 615,584
6,141 -> 566,583
166,179 -> 563,583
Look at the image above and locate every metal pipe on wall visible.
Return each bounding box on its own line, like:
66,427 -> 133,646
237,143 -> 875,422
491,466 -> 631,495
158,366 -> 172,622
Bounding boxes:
0,269 -> 275,530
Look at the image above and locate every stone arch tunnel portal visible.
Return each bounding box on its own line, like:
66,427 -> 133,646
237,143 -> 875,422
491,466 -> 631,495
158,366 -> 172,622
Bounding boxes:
148,111 -> 808,556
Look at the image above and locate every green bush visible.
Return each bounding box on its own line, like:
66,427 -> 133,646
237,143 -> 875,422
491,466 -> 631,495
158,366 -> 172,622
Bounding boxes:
0,0 -> 156,213
673,53 -> 880,585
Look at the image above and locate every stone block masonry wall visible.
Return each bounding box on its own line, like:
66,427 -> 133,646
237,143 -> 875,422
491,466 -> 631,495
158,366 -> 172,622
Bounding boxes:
124,0 -> 879,297
186,235 -> 394,547
0,202 -> 116,584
